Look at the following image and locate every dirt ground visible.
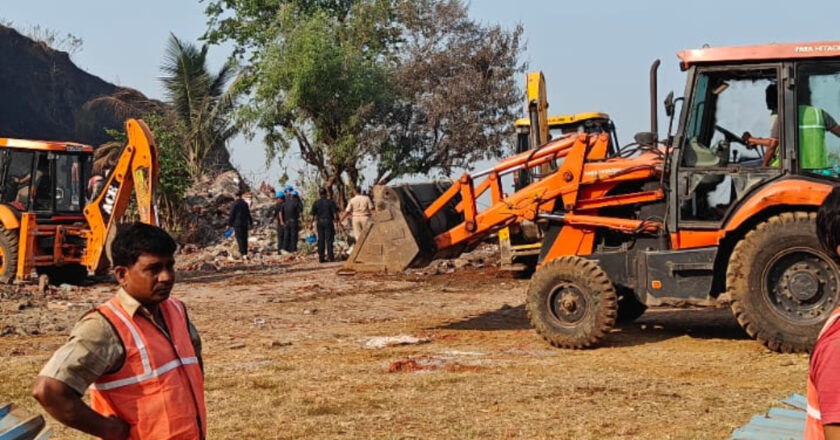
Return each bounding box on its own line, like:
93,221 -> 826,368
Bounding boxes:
0,258 -> 809,439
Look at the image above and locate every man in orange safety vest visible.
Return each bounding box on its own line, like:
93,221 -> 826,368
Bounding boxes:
33,223 -> 206,440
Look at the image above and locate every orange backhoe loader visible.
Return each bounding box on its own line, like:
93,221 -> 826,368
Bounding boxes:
0,118 -> 158,284
345,41 -> 840,353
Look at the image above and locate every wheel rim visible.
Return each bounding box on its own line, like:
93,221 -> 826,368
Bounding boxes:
762,247 -> 839,325
547,282 -> 588,327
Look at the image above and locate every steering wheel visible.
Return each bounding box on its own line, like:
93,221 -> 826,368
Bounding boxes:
715,124 -> 765,163
715,125 -> 747,146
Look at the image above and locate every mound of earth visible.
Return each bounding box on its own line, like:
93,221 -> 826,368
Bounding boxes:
0,24 -> 232,172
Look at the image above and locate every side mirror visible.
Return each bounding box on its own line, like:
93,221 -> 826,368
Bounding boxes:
664,91 -> 675,118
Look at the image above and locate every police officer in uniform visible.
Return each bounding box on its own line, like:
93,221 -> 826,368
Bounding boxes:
271,192 -> 286,253
282,190 -> 303,252
309,187 -> 339,263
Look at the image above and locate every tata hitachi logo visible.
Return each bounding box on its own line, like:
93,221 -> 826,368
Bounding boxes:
795,45 -> 840,53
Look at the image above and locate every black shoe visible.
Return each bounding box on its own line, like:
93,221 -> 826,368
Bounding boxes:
319,258 -> 326,263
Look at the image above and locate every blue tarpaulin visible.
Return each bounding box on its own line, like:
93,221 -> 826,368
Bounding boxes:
730,394 -> 806,440
0,403 -> 51,440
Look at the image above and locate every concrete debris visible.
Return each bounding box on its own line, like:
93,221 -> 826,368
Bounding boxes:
364,334 -> 431,349
174,171 -> 340,270
228,343 -> 246,350
268,340 -> 292,348
405,243 -> 501,276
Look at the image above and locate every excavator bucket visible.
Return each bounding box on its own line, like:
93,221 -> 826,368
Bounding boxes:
342,182 -> 464,273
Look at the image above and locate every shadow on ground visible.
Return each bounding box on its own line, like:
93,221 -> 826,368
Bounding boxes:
437,304 -> 750,347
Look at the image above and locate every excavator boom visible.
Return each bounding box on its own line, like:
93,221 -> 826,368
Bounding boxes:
82,118 -> 159,272
344,131 -> 663,273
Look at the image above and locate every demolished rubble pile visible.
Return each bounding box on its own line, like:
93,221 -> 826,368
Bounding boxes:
176,170 -> 358,270
405,242 -> 500,276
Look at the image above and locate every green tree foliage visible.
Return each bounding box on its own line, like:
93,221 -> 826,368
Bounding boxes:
372,0 -> 524,183
203,0 -> 524,201
160,33 -> 239,178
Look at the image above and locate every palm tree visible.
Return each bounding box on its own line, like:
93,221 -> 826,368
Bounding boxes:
160,33 -> 239,178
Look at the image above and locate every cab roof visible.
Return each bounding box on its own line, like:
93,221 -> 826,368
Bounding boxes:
515,112 -> 610,127
678,41 -> 840,70
0,138 -> 94,153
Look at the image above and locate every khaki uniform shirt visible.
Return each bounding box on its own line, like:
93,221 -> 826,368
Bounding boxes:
38,289 -> 202,395
345,195 -> 374,217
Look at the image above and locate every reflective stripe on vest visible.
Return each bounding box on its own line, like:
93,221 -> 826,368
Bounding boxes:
91,356 -> 200,391
805,308 -> 840,439
800,105 -> 829,170
90,297 -> 206,440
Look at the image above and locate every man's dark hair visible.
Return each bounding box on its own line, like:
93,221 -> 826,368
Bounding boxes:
765,83 -> 778,113
111,223 -> 177,267
817,186 -> 840,257
319,188 -> 327,198
235,190 -> 244,198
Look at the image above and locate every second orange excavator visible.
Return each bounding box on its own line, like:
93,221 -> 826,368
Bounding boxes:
346,41 -> 840,353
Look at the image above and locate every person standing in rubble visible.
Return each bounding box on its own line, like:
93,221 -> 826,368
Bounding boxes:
310,187 -> 340,263
271,192 -> 286,254
282,190 -> 302,252
227,190 -> 253,258
340,185 -> 374,242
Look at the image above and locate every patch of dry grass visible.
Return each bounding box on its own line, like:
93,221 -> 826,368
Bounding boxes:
0,264 -> 811,439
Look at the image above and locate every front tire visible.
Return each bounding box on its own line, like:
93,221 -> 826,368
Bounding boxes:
526,256 -> 617,349
0,228 -> 18,283
727,212 -> 840,353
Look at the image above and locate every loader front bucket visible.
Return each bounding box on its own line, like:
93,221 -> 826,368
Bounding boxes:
342,182 -> 463,273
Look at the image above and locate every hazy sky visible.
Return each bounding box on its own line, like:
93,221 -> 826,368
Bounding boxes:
4,0 -> 840,185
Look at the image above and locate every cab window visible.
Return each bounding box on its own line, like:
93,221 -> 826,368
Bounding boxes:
682,69 -> 778,169
2,150 -> 35,210
31,153 -> 53,212
679,67 -> 781,223
56,154 -> 83,212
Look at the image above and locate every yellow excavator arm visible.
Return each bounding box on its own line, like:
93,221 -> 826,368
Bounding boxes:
82,118 -> 159,272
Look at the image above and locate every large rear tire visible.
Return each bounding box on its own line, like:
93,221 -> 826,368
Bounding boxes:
526,256 -> 617,348
727,212 -> 840,353
0,228 -> 18,283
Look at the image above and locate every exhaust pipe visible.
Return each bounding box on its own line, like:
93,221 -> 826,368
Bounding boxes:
650,59 -> 661,138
